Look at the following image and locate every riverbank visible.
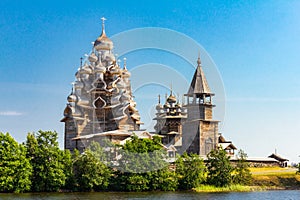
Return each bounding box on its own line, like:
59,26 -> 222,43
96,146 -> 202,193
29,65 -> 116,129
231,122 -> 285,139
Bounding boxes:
251,167 -> 300,190
194,167 -> 300,192
194,185 -> 262,192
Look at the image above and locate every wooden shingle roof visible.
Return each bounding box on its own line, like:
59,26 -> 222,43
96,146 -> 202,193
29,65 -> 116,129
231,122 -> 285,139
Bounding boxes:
187,58 -> 213,95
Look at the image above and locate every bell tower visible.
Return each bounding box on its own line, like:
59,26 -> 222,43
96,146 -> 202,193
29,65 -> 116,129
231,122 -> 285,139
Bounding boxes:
182,54 -> 219,155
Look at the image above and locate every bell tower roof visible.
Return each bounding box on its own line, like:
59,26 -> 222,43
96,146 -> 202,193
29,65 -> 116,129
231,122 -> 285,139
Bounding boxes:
187,54 -> 213,96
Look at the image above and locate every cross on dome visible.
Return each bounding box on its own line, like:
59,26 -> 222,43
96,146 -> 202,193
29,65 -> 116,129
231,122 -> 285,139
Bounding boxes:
101,17 -> 106,24
94,17 -> 113,50
101,17 -> 106,34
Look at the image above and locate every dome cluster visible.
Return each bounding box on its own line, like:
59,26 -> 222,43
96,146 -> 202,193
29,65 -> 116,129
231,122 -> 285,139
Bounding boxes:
63,18 -> 142,132
155,93 -> 187,116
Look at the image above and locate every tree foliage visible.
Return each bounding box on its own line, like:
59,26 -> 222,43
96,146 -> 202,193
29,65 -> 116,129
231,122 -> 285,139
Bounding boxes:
73,142 -> 111,191
0,132 -> 32,193
206,148 -> 233,187
111,135 -> 176,191
117,135 -> 168,173
0,130 -> 255,192
62,149 -> 74,190
176,153 -> 206,190
233,149 -> 252,185
25,130 -> 66,192
148,167 -> 178,191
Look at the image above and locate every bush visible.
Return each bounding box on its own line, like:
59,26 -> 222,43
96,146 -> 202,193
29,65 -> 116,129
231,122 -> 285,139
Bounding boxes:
233,149 -> 252,185
206,149 -> 233,187
0,132 -> 32,193
176,153 -> 206,190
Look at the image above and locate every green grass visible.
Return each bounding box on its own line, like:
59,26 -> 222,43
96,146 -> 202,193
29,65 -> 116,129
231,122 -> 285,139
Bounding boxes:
252,174 -> 300,189
253,172 -> 296,176
250,167 -> 283,172
193,185 -> 262,193
194,168 -> 300,192
250,167 -> 297,175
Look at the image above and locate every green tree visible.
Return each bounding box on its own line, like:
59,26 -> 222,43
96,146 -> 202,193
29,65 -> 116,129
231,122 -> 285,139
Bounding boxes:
148,167 -> 178,191
62,149 -> 75,190
25,130 -> 66,192
123,135 -> 162,153
125,173 -> 150,192
233,149 -> 252,185
206,148 -> 233,187
73,141 -> 111,191
112,135 -> 172,191
118,135 -> 168,173
0,132 -> 32,193
176,153 -> 206,190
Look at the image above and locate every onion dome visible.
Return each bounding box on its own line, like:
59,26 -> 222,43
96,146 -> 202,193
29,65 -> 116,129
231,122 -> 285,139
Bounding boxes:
105,53 -> 116,62
94,35 -> 113,51
167,94 -> 177,103
159,108 -> 165,113
94,18 -> 113,51
122,65 -> 131,78
164,102 -> 170,108
94,63 -> 106,74
67,93 -> 77,103
110,66 -> 121,74
88,52 -> 98,62
121,58 -> 131,78
80,63 -> 93,74
123,70 -> 131,78
156,103 -> 163,110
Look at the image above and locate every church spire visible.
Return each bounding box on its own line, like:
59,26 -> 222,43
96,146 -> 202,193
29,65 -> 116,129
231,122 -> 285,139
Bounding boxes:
187,52 -> 212,95
80,57 -> 83,67
100,17 -> 106,36
123,57 -> 127,70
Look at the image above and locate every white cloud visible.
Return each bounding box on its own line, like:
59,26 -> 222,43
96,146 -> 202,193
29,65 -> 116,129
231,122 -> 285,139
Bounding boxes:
0,111 -> 23,116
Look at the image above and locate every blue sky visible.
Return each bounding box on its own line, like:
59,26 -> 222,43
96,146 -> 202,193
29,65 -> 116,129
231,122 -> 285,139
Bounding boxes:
1,0 -> 300,162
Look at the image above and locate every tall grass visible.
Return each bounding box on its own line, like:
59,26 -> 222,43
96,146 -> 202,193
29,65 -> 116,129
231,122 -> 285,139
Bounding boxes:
194,185 -> 262,192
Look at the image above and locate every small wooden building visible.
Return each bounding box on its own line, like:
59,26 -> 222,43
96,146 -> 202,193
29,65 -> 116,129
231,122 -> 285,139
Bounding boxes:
268,153 -> 289,167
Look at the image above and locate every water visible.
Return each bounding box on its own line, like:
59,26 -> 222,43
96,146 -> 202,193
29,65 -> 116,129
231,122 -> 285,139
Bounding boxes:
0,190 -> 299,200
